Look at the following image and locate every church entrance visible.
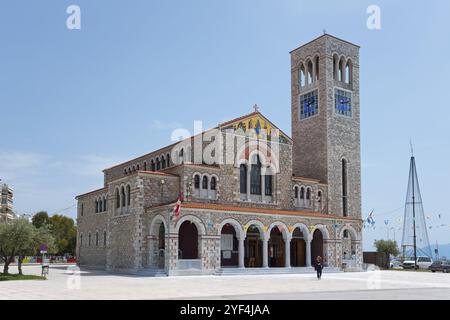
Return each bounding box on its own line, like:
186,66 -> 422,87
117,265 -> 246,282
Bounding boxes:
311,229 -> 324,265
157,223 -> 165,269
268,226 -> 285,267
179,221 -> 198,259
220,224 -> 238,267
290,228 -> 306,267
244,225 -> 262,268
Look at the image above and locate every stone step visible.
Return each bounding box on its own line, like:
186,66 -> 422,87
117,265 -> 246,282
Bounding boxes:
215,267 -> 326,276
135,269 -> 167,277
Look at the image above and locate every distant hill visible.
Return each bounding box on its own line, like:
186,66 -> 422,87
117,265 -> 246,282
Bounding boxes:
421,243 -> 450,259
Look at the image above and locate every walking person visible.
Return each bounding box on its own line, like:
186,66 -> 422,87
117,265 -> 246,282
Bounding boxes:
314,256 -> 323,280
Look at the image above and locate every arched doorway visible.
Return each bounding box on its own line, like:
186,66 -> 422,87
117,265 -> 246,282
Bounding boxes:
268,227 -> 285,267
149,216 -> 167,269
290,228 -> 306,267
311,229 -> 324,265
341,228 -> 357,267
244,225 -> 263,267
157,223 -> 165,268
220,224 -> 238,267
179,221 -> 198,259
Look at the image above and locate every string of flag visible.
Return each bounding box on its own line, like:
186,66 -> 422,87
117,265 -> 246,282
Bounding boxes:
364,209 -> 447,231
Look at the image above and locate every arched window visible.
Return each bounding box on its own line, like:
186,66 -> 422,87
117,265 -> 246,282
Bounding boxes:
143,161 -> 147,171
88,233 -> 91,247
103,196 -> 107,211
315,56 -> 319,81
156,158 -> 161,171
132,165 -> 136,172
240,164 -> 247,194
210,176 -> 217,190
294,186 -> 299,199
333,56 -> 337,80
306,188 -> 311,200
179,149 -> 184,163
95,199 -> 98,213
250,155 -> 262,195
202,176 -> 208,189
317,191 -> 322,209
126,185 -> 131,206
342,159 -> 348,217
80,234 -> 83,247
300,187 -> 305,199
167,153 -> 170,167
194,175 -> 200,189
307,60 -> 313,84
115,189 -> 120,208
299,64 -> 306,88
103,230 -> 107,246
161,156 -> 166,169
343,230 -> 349,238
345,59 -> 352,84
121,186 -> 126,207
151,160 -> 155,171
81,203 -> 84,216
265,174 -> 272,196
339,58 -> 345,82
95,231 -> 99,246
98,198 -> 102,212
136,164 -> 139,170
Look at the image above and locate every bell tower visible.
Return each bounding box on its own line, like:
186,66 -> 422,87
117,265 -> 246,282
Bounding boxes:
291,34 -> 361,218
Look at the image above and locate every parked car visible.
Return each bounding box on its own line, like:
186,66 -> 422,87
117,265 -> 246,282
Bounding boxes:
390,258 -> 402,269
402,256 -> 433,269
428,261 -> 450,273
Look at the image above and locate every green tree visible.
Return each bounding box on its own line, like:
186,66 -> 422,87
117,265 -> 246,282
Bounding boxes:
0,218 -> 55,274
31,211 -> 50,229
374,239 -> 400,257
48,214 -> 77,255
16,224 -> 55,275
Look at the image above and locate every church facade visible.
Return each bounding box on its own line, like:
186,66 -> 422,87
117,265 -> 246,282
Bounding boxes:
75,34 -> 363,275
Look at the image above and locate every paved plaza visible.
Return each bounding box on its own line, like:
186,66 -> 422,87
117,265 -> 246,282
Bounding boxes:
1,265 -> 450,300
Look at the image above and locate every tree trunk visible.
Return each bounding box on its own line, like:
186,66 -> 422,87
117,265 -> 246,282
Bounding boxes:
3,260 -> 10,274
18,256 -> 23,275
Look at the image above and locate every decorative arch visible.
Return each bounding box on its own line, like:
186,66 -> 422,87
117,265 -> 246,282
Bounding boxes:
244,219 -> 266,240
174,215 -> 206,235
150,214 -> 168,235
312,224 -> 330,240
338,224 -> 359,241
267,221 -> 289,240
217,218 -> 245,240
291,223 -> 311,241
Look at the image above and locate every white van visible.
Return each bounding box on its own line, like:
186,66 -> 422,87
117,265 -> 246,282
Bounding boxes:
402,256 -> 433,269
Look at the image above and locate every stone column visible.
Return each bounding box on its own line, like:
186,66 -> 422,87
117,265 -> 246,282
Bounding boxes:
262,239 -> 269,268
285,236 -> 291,268
306,239 -> 312,267
238,237 -> 245,269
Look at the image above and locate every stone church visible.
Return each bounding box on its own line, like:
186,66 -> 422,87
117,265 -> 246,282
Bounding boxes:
76,34 -> 363,275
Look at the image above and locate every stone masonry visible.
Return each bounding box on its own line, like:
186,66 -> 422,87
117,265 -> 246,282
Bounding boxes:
75,34 -> 364,275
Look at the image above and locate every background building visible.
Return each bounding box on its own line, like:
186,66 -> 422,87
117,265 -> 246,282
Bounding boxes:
0,183 -> 14,223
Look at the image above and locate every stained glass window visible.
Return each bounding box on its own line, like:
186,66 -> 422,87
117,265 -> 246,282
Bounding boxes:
335,89 -> 352,117
299,90 -> 318,120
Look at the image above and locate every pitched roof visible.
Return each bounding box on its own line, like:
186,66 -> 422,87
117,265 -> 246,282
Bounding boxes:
103,111 -> 292,172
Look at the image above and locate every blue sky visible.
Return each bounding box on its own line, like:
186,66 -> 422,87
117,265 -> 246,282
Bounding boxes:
1,0 -> 449,251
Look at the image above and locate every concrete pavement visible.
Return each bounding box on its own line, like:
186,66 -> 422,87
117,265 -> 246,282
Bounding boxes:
1,265 -> 449,300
